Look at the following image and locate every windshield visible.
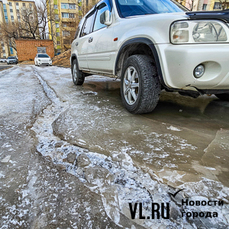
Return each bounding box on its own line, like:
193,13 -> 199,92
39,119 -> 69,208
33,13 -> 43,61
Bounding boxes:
38,54 -> 49,58
115,0 -> 186,18
8,57 -> 16,59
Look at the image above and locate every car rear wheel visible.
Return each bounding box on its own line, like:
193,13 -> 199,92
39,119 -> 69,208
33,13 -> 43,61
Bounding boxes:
72,59 -> 85,86
120,55 -> 161,114
215,93 -> 229,101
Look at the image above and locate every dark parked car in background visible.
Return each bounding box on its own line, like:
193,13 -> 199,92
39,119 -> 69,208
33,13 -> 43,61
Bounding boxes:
7,56 -> 18,65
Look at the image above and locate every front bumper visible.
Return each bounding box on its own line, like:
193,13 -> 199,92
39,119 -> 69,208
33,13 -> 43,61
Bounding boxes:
157,43 -> 229,91
38,62 -> 52,66
7,61 -> 17,64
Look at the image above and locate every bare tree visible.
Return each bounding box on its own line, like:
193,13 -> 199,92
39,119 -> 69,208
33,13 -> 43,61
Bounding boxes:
0,22 -> 21,51
19,6 -> 39,39
38,0 -> 55,39
0,0 -> 56,54
219,0 -> 229,10
19,0 -> 55,39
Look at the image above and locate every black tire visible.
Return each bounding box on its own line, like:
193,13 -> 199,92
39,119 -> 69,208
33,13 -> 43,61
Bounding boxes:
120,55 -> 161,114
215,93 -> 229,101
71,59 -> 85,86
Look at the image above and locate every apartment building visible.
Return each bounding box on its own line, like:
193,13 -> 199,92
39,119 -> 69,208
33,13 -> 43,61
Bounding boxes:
47,0 -> 98,54
181,0 -> 227,11
0,0 -> 36,58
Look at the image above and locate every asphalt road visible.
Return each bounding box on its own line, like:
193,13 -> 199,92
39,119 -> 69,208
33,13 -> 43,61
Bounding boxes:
0,63 -> 14,71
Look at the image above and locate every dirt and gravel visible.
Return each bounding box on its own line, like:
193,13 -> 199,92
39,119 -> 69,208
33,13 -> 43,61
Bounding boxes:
52,50 -> 71,68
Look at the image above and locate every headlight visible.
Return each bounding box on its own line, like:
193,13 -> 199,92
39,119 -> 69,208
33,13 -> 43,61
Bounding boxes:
171,20 -> 228,44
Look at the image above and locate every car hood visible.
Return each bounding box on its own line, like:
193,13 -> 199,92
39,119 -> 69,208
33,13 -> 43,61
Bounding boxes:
125,10 -> 229,22
125,12 -> 188,19
119,11 -> 229,44
118,12 -> 189,44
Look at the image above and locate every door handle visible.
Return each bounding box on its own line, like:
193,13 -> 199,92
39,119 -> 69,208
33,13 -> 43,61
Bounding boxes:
88,37 -> 93,43
75,42 -> 78,46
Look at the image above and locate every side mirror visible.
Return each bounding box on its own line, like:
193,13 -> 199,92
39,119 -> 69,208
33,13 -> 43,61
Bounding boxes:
100,10 -> 112,26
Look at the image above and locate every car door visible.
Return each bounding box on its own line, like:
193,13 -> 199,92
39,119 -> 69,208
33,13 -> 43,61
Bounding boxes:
86,1 -> 115,74
73,10 -> 96,70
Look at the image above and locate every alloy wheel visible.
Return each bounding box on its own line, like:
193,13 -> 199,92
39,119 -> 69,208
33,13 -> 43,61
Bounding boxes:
123,66 -> 139,105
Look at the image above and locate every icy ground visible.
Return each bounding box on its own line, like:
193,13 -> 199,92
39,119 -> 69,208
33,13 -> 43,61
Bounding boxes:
0,65 -> 229,228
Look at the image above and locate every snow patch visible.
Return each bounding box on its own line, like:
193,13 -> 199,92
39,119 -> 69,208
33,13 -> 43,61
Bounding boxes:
167,126 -> 181,131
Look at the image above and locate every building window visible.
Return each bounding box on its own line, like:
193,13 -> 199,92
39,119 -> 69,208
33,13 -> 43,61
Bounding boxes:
62,31 -> 70,37
37,47 -> 46,53
54,5 -> 58,9
9,2 -> 12,6
18,16 -> 20,20
56,23 -> 59,28
55,14 -> 59,20
29,3 -> 32,8
63,39 -> 70,44
202,4 -> 207,10
3,4 -> 6,9
57,41 -> 60,45
10,9 -> 13,12
69,13 -> 75,18
62,13 -> 69,18
16,3 -> 19,6
11,16 -> 14,21
63,24 -> 67,27
69,4 -> 76,9
61,3 -> 69,9
10,47 -> 14,54
56,32 -> 60,37
23,3 -> 25,6
213,2 -> 222,9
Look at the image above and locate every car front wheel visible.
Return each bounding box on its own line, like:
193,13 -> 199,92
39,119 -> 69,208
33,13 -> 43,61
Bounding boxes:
72,59 -> 85,85
215,93 -> 229,101
120,55 -> 161,114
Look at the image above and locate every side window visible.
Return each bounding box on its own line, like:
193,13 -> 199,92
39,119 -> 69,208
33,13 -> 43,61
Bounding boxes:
80,13 -> 95,37
93,3 -> 109,32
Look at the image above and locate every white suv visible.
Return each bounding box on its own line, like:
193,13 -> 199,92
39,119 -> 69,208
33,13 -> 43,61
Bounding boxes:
71,0 -> 229,114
